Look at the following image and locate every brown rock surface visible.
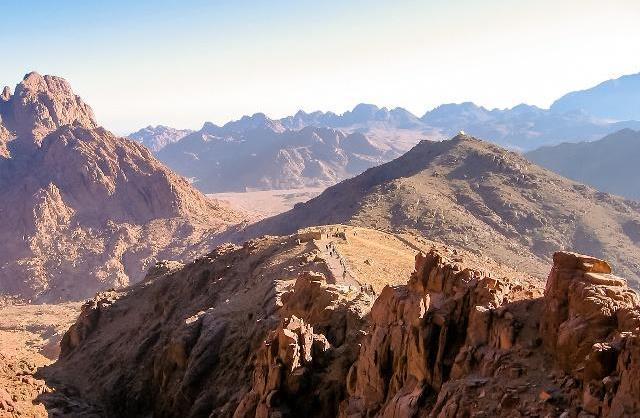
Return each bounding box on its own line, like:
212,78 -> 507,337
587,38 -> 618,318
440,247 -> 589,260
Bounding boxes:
42,228 -> 640,417
38,224 -> 638,417
0,73 -> 248,302
44,227 -> 455,417
2,72 -> 97,147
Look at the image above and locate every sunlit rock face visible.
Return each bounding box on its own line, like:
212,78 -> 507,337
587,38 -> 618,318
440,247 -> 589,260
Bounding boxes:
0,73 -> 246,302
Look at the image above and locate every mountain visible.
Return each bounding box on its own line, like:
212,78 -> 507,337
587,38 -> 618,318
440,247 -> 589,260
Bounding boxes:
551,72 -> 640,121
147,96 -> 640,194
526,129 -> 640,200
0,72 -> 246,302
128,125 -> 193,152
44,227 -> 640,417
156,123 -> 396,192
421,102 -> 640,151
235,134 -> 640,286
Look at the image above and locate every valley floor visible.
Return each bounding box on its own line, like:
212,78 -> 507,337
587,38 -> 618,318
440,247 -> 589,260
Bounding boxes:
208,187 -> 325,218
0,303 -> 80,417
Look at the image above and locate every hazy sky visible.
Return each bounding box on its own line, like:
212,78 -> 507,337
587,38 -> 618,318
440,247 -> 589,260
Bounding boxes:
2,0 -> 639,134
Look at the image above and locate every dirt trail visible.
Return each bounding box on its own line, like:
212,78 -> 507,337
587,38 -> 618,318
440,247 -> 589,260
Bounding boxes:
314,235 -> 360,287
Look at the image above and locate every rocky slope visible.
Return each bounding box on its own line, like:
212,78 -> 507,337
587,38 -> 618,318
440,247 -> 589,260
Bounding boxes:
0,72 -> 246,302
44,226 -> 640,417
128,125 -> 193,152
551,72 -> 640,121
236,134 -> 640,288
526,129 -> 640,201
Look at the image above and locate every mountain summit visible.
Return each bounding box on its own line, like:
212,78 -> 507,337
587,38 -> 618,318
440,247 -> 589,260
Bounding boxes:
0,73 -> 246,302
0,72 -> 97,149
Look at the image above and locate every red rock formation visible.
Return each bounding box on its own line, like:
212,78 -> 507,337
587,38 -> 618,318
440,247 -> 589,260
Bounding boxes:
0,73 -> 247,301
47,229 -> 640,417
541,252 -> 640,416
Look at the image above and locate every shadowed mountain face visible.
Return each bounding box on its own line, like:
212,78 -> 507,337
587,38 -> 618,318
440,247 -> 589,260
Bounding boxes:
526,129 -> 640,201
235,134 -> 640,287
128,125 -> 193,152
0,73 -> 246,302
551,72 -> 640,121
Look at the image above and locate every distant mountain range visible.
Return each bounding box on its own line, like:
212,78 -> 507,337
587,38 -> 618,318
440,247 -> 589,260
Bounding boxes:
551,72 -> 640,121
156,122 -> 401,193
129,72 -> 640,193
129,125 -> 193,152
526,129 -> 640,201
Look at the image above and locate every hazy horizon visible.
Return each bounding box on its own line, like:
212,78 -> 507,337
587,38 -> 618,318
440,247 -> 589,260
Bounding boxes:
2,0 -> 639,134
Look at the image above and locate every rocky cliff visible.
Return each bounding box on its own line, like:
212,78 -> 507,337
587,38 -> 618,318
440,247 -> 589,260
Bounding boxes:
44,225 -> 640,417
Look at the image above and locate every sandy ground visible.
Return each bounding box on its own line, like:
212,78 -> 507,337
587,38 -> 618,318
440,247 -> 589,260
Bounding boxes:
0,303 -> 81,417
208,187 -> 325,218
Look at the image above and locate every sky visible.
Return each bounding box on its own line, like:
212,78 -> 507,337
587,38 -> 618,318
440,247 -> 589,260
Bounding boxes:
1,0 -> 639,134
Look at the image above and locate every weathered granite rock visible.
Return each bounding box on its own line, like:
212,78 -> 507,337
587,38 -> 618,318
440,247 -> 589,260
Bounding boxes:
540,252 -> 640,416
2,72 -> 97,146
0,73 -> 247,301
48,238 -> 640,417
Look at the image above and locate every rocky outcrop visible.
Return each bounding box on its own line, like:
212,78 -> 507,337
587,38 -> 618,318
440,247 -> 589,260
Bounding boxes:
338,250 -> 640,417
540,252 -> 640,416
341,249 -> 544,417
45,225 -> 640,417
233,315 -> 331,418
235,271 -> 375,418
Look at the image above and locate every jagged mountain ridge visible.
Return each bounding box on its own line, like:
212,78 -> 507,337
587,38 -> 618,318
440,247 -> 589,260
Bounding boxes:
146,97 -> 640,193
526,128 -> 640,201
233,134 -> 640,287
0,72 -> 246,302
128,125 -> 193,152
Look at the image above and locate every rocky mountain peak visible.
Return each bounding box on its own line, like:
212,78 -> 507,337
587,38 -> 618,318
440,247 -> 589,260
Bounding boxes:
0,72 -> 97,146
128,124 -> 193,152
0,72 -> 248,302
221,112 -> 285,133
